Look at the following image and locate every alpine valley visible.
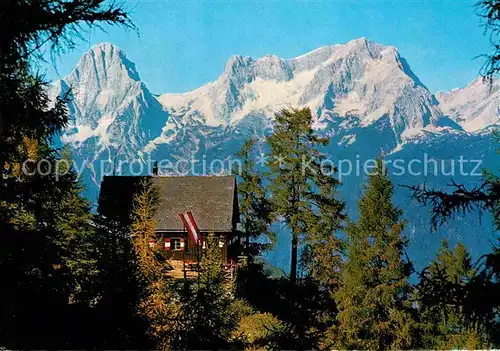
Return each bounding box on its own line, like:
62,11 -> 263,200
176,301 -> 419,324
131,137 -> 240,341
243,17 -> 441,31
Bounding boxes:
50,38 -> 500,271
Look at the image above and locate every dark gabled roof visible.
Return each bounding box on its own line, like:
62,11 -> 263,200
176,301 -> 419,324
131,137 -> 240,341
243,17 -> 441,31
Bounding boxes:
98,175 -> 239,233
153,176 -> 238,232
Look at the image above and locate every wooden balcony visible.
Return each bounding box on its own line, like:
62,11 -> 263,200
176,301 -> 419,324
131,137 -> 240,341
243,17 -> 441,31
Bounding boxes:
164,259 -> 239,280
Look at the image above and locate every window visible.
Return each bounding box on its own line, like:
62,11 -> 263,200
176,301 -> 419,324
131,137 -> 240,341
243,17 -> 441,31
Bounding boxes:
171,238 -> 183,251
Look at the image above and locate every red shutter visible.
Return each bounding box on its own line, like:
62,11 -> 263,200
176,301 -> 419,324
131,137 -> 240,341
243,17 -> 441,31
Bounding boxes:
180,237 -> 185,250
148,239 -> 156,248
164,237 -> 171,251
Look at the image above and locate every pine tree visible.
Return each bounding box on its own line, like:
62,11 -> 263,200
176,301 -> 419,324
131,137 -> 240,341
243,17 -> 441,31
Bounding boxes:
418,240 -> 491,349
176,233 -> 238,349
266,107 -> 344,285
93,176 -> 154,348
0,1 -> 131,348
131,180 -> 179,350
235,138 -> 275,257
410,133 -> 500,345
332,159 -> 416,350
51,146 -> 99,305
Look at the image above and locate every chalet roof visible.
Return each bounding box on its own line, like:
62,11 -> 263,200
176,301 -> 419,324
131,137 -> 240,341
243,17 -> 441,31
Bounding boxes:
98,175 -> 239,233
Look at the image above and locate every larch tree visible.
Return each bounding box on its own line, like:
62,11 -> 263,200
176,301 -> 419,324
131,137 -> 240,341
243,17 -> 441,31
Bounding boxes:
266,107 -> 344,285
332,159 -> 416,350
131,180 -> 179,350
235,138 -> 275,257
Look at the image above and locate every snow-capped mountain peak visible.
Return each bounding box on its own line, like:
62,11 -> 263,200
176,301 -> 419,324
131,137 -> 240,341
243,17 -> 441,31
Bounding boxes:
77,42 -> 140,81
51,42 -> 166,168
58,42 -> 145,130
52,38 -> 497,165
436,77 -> 499,132
156,37 -> 454,145
67,42 -> 141,106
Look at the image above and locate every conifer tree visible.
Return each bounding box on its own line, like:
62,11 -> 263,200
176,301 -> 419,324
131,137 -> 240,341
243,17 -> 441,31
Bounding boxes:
94,177 -> 150,348
477,0 -> 500,81
235,138 -> 275,257
332,159 -> 416,350
52,146 -> 99,305
176,233 -> 238,349
131,180 -> 179,350
0,1 -> 132,348
266,107 -> 344,285
410,132 -> 499,274
410,133 -> 500,342
418,240 -> 492,349
1,142 -> 107,347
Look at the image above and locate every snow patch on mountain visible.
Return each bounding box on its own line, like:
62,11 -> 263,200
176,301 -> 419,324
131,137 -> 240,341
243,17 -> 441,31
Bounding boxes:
51,42 -> 166,154
436,77 -> 499,132
152,38 -> 460,152
51,38 -> 498,164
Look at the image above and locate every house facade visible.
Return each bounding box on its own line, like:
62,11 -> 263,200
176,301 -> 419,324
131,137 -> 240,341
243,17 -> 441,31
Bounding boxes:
97,175 -> 241,277
151,175 -> 240,264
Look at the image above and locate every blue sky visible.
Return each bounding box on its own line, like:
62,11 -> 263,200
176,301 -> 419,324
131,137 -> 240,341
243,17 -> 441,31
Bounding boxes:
41,0 -> 492,94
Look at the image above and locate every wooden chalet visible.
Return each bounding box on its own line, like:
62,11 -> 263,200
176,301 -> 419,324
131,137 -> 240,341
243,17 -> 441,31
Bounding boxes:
98,175 -> 241,278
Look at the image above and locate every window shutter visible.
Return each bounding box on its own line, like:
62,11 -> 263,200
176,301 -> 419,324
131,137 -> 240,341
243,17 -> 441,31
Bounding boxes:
164,237 -> 171,251
148,239 -> 156,248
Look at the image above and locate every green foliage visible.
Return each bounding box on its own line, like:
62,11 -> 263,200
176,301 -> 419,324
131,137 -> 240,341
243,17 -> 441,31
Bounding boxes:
175,233 -> 239,349
234,312 -> 284,349
93,179 -> 150,348
0,142 -> 102,347
0,0 -> 131,348
417,240 -> 491,349
265,107 -> 345,285
52,147 -> 99,305
410,132 -> 500,347
235,260 -> 329,349
332,159 -> 417,349
253,257 -> 286,279
235,138 -> 275,255
1,0 -> 499,347
131,180 -> 180,350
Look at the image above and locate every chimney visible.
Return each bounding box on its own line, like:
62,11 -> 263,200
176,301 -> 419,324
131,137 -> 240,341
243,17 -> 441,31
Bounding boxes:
153,161 -> 159,176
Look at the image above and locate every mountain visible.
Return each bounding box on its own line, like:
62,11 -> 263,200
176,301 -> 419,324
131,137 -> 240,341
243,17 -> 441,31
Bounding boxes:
50,38 -> 499,271
436,77 -> 500,132
152,37 -> 458,151
50,42 -> 166,186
